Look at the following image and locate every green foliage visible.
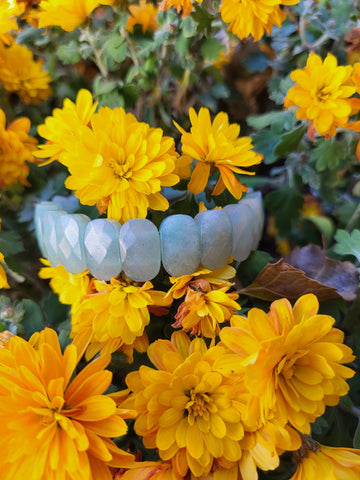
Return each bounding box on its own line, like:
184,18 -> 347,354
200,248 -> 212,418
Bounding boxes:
333,230 -> 360,263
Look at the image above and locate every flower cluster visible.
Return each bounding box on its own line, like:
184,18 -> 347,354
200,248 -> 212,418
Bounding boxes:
0,43 -> 52,104
0,109 -> 38,188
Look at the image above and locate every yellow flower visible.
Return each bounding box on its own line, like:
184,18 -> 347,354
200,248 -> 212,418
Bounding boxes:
175,108 -> 262,199
220,0 -> 299,42
37,89 -> 98,163
219,294 -> 355,434
158,0 -> 202,18
123,332 -> 247,478
284,53 -> 355,138
71,274 -> 170,358
172,277 -> 240,337
291,438 -> 360,479
0,1 -> 24,45
0,109 -> 38,188
37,0 -> 115,32
60,106 -> 179,222
0,43 -> 52,104
38,259 -> 91,313
0,328 -> 135,479
0,253 -> 10,289
126,0 -> 158,34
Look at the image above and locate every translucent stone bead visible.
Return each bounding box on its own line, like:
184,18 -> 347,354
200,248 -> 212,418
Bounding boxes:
56,214 -> 90,274
119,219 -> 161,282
240,191 -> 264,247
223,203 -> 254,262
160,214 -> 201,276
84,219 -> 121,281
194,209 -> 233,270
42,209 -> 67,267
34,201 -> 62,257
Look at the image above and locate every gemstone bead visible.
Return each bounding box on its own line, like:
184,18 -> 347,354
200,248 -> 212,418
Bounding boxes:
194,209 -> 233,270
56,214 -> 90,274
84,219 -> 121,280
42,210 -> 67,267
119,219 -> 161,282
223,203 -> 254,262
240,191 -> 264,247
160,214 -> 201,276
34,201 -> 62,257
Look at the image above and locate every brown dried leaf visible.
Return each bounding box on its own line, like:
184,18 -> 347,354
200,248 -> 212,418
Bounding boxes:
238,245 -> 358,302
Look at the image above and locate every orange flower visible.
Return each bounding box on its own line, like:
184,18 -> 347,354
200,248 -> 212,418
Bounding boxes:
0,328 -> 135,479
126,0 -> 158,34
158,0 -> 202,18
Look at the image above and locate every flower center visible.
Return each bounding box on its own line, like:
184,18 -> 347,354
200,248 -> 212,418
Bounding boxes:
108,157 -> 133,179
185,389 -> 211,423
316,86 -> 331,103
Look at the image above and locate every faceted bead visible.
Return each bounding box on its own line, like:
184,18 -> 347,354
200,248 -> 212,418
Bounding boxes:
42,210 -> 67,267
160,214 -> 201,276
34,201 -> 62,257
84,219 -> 121,280
119,219 -> 161,282
56,214 -> 90,274
239,191 -> 264,247
223,203 -> 254,262
194,209 -> 233,270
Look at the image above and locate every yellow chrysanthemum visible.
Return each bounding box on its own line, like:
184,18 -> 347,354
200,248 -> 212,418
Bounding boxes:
37,89 -> 98,163
38,259 -> 91,313
0,328 -> 135,480
0,43 -> 52,104
71,274 -> 170,358
284,53 -> 355,138
0,252 -> 10,289
291,437 -> 360,480
219,294 -> 355,434
123,332 -> 248,478
0,1 -> 24,45
158,0 -> 202,18
126,0 -> 158,34
220,0 -> 299,42
37,0 -> 115,32
172,277 -> 240,337
175,108 -> 262,199
0,109 -> 38,188
59,106 -> 179,222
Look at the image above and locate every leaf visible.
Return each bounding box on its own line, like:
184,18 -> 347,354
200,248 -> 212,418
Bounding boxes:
0,231 -> 24,256
264,187 -> 304,235
333,229 -> 360,262
303,215 -> 335,243
21,299 -> 44,337
285,245 -> 358,301
56,41 -> 81,64
247,111 -> 290,130
239,245 -> 358,302
103,35 -> 127,63
311,139 -> 346,172
251,129 -> 281,164
181,15 -> 198,38
200,38 -> 223,61
274,123 -> 307,156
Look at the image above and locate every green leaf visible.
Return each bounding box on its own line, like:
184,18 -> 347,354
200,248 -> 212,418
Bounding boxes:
21,299 -> 44,337
200,38 -> 223,61
333,229 -> 360,262
251,129 -> 281,164
56,41 -> 81,64
264,187 -> 304,235
303,215 -> 335,243
103,35 -> 127,71
0,231 -> 24,256
274,123 -> 307,157
181,15 -> 198,38
191,4 -> 213,35
311,139 -> 346,172
268,75 -> 294,105
247,111 -> 290,130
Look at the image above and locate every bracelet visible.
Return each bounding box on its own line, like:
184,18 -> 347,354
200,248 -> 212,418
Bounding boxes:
34,192 -> 264,281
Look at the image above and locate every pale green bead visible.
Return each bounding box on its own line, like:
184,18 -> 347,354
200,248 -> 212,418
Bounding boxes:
34,201 -> 62,257
194,209 -> 233,270
160,214 -> 201,276
84,219 -> 121,280
56,214 -> 90,274
42,210 -> 67,267
119,219 -> 161,282
223,203 -> 254,262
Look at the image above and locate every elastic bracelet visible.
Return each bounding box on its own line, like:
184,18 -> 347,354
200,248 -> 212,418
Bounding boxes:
34,192 -> 264,281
